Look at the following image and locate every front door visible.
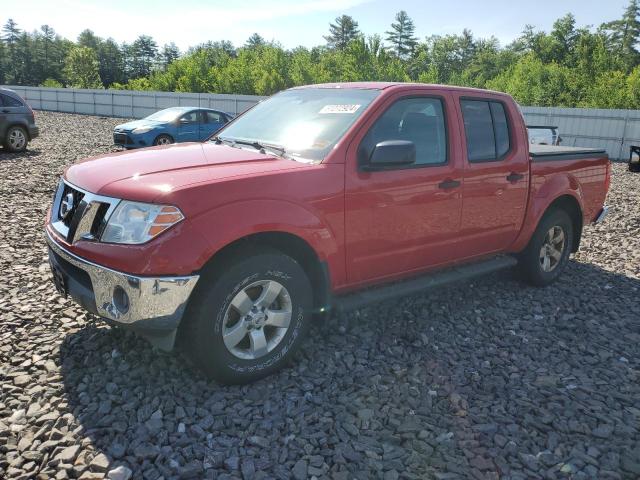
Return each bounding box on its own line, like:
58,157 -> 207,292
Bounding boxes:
177,110 -> 200,142
344,93 -> 463,285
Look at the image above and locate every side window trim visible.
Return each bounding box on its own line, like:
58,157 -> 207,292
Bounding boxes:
460,96 -> 513,163
358,94 -> 450,171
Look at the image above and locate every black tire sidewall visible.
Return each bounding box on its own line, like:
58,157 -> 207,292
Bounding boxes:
5,126 -> 27,152
522,210 -> 573,286
189,251 -> 312,383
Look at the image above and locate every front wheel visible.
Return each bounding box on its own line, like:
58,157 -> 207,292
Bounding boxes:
153,134 -> 174,146
4,126 -> 28,152
519,209 -> 573,286
184,249 -> 313,384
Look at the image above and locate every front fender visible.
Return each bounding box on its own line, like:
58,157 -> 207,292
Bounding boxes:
190,198 -> 344,286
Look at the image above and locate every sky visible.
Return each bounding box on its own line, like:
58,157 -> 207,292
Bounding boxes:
4,0 -> 631,51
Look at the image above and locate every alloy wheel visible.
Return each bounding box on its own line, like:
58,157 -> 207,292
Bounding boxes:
222,280 -> 293,360
539,225 -> 565,272
9,129 -> 26,150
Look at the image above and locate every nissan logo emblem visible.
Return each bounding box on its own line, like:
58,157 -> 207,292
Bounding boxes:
60,192 -> 75,220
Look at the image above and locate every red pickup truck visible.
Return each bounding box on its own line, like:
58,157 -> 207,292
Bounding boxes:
46,83 -> 610,383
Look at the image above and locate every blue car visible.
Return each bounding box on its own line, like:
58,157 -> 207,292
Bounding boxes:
113,107 -> 232,149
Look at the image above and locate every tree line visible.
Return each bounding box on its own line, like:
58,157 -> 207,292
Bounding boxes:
1,0 -> 640,109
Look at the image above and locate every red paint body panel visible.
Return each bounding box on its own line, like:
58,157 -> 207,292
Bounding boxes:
48,83 -> 610,295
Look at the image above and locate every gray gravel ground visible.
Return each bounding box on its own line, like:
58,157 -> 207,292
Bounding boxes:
1,111 -> 639,480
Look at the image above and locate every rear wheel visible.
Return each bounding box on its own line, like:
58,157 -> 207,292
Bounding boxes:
4,126 -> 28,152
153,134 -> 173,146
184,248 -> 312,384
519,209 -> 573,286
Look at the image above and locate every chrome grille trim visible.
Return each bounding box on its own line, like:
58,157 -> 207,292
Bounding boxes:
51,179 -> 121,243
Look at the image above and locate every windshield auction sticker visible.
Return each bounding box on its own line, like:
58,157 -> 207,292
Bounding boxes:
319,104 -> 361,114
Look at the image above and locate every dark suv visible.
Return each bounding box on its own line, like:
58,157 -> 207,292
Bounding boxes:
0,87 -> 39,152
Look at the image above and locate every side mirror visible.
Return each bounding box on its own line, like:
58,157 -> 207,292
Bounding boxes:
179,118 -> 190,125
368,140 -> 416,169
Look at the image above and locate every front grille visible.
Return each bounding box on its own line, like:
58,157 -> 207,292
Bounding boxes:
51,180 -> 119,244
114,132 -> 132,145
58,184 -> 85,227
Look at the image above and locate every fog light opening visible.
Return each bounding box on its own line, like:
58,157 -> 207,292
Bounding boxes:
113,286 -> 130,314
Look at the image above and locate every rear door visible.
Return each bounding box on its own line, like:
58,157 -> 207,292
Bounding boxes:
453,94 -> 529,257
0,93 -> 25,137
344,91 -> 464,285
177,110 -> 200,142
199,110 -> 226,140
0,95 -> 7,138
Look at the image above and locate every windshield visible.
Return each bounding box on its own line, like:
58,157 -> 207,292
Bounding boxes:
145,108 -> 185,122
216,88 -> 380,162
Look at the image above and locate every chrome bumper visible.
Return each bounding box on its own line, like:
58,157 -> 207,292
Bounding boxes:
46,230 -> 199,331
594,205 -> 610,224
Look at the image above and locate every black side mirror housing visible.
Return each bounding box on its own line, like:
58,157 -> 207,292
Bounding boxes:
366,140 -> 416,169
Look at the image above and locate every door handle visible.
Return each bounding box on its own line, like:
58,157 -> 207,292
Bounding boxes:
438,179 -> 461,190
506,172 -> 524,183
1,109 -> 9,113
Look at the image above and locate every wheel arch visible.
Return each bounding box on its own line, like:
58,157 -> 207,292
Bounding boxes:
195,231 -> 331,316
545,194 -> 583,252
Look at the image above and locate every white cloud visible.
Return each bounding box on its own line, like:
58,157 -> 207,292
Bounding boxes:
11,0 -> 372,49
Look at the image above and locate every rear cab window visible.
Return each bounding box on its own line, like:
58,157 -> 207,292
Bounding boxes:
1,93 -> 24,107
460,99 -> 511,162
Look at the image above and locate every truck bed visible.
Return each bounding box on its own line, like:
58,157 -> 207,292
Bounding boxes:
529,144 -> 608,161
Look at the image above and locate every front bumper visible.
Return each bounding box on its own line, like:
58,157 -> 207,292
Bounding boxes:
46,230 -> 199,350
29,125 -> 39,140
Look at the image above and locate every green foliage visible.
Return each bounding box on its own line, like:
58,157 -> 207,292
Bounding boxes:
41,78 -> 63,88
2,0 -> 640,109
64,46 -> 103,89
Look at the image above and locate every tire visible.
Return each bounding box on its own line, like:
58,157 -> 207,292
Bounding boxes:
153,134 -> 174,146
519,209 -> 573,287
184,248 -> 313,384
4,126 -> 28,152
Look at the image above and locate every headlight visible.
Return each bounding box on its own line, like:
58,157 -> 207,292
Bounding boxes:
101,201 -> 184,244
132,126 -> 153,134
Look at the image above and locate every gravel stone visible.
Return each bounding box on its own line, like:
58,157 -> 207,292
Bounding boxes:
1,111 -> 639,479
107,466 -> 132,480
292,459 -> 308,480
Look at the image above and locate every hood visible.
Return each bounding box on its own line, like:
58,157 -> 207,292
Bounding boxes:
115,119 -> 163,131
64,142 -> 306,203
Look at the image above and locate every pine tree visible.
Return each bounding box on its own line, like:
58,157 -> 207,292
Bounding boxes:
160,43 -> 180,70
324,15 -> 360,50
131,35 -> 158,78
245,33 -> 266,49
385,11 -> 418,58
601,0 -> 640,70
2,19 -> 21,46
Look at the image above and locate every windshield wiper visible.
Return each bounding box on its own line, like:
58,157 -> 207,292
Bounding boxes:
215,136 -> 288,158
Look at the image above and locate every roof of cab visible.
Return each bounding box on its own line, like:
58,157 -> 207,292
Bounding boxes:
292,81 -> 510,97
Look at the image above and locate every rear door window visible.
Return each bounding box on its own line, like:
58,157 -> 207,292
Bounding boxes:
461,99 -> 511,162
205,111 -> 224,123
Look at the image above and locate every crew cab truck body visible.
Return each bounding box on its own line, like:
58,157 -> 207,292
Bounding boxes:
45,83 -> 610,383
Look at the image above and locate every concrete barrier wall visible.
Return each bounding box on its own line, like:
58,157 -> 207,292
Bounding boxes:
2,85 -> 266,118
4,85 -> 639,160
